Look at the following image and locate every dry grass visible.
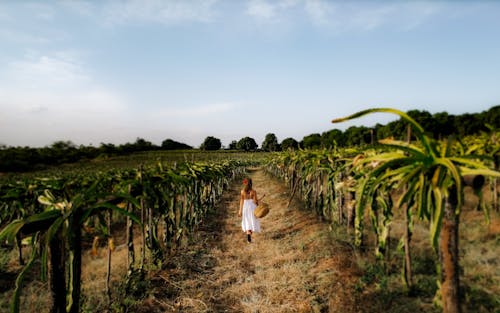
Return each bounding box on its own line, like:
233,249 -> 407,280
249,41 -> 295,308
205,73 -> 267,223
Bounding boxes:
131,168 -> 361,312
355,182 -> 500,313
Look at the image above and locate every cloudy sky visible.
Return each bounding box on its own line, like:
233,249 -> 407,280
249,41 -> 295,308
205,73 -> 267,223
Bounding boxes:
1,1 -> 499,148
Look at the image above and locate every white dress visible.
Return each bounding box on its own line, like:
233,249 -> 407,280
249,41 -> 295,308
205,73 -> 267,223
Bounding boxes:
241,199 -> 261,232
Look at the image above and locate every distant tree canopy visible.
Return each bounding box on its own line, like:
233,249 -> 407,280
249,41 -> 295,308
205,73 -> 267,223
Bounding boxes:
262,133 -> 280,152
237,137 -> 258,151
200,136 -> 222,151
281,137 -> 299,151
0,105 -> 498,172
318,105 -> 500,148
301,133 -> 321,149
228,140 -> 238,150
0,137 -> 193,172
321,129 -> 345,148
161,139 -> 192,150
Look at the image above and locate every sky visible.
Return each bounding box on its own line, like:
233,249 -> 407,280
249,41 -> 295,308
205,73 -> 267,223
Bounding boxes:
1,0 -> 500,148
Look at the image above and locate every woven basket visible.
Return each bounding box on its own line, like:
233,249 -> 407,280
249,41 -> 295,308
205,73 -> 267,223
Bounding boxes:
254,202 -> 270,218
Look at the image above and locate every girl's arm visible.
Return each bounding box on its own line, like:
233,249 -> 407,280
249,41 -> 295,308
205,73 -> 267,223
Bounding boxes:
239,190 -> 243,216
253,190 -> 259,206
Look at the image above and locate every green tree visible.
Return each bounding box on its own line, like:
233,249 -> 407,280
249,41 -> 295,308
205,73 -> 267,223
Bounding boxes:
301,133 -> 321,149
432,112 -> 456,139
237,137 -> 258,151
344,126 -> 372,146
281,138 -> 299,151
454,113 -> 484,138
134,138 -> 154,150
321,129 -> 344,148
228,140 -> 238,150
262,133 -> 280,152
200,136 -> 222,151
161,139 -> 192,150
483,105 -> 500,127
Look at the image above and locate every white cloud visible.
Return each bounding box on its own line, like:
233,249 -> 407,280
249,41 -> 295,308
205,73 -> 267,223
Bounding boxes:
243,0 -> 443,33
349,5 -> 396,31
60,0 -> 95,17
7,53 -> 89,86
319,2 -> 442,33
101,0 -> 219,25
304,0 -> 334,26
0,52 -> 130,146
246,0 -> 277,20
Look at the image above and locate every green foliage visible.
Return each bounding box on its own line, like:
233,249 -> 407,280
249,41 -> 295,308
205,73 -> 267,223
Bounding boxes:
301,133 -> 322,149
237,136 -> 258,151
200,136 -> 222,151
261,133 -> 280,152
228,140 -> 238,150
321,128 -> 344,148
267,106 -> 500,312
161,139 -> 192,150
0,158 -> 248,312
280,137 -> 299,151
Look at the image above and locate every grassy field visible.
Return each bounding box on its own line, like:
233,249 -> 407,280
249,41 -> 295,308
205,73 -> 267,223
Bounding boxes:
0,151 -> 498,312
0,150 -> 269,181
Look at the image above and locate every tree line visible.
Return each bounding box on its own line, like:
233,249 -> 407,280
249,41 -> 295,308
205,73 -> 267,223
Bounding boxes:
304,105 -> 500,149
0,138 -> 192,172
1,105 -> 498,172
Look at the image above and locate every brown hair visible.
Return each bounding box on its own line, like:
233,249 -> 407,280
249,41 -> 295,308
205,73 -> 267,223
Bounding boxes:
244,178 -> 252,193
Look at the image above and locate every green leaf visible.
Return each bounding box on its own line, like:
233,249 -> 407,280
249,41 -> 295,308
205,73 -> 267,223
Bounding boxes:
430,187 -> 444,250
11,233 -> 39,313
85,203 -> 142,226
378,139 -> 426,158
0,220 -> 25,244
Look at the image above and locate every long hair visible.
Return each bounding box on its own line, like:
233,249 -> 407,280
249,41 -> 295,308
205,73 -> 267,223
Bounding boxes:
244,178 -> 252,193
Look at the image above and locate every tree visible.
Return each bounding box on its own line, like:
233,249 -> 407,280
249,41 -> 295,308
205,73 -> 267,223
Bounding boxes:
433,112 -> 456,139
228,140 -> 238,150
99,142 -> 117,155
200,136 -> 221,151
161,139 -> 192,150
321,129 -> 345,148
301,133 -> 321,149
237,137 -> 258,151
483,105 -> 500,128
50,140 -> 77,150
454,113 -> 484,138
344,126 -> 372,146
134,138 -> 154,150
262,133 -> 280,152
281,138 -> 299,151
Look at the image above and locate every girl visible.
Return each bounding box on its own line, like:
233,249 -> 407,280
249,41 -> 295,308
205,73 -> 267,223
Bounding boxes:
238,177 -> 261,243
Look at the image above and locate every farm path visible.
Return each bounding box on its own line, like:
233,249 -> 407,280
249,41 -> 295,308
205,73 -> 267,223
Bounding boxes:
141,167 -> 359,313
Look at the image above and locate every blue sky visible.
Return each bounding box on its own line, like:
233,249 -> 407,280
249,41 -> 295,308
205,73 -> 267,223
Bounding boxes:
1,0 -> 499,148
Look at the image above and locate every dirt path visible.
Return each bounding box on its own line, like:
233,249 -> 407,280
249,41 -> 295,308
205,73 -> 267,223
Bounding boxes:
139,168 -> 360,313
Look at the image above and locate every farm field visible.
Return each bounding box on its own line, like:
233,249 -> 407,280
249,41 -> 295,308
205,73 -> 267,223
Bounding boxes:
0,150 -> 268,182
2,2 -> 500,312
0,148 -> 498,312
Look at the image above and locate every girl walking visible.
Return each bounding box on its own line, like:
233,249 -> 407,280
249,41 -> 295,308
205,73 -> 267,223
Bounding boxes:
238,177 -> 261,243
